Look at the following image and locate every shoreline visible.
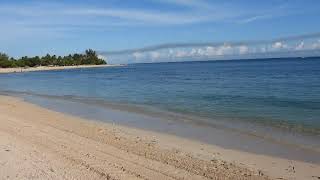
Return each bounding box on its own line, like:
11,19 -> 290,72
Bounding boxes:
16,91 -> 320,163
0,95 -> 319,179
0,64 -> 122,74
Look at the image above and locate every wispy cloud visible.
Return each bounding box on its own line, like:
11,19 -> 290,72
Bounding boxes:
152,0 -> 213,9
63,8 -> 208,24
0,1 -> 210,26
238,14 -> 274,24
0,0 -> 294,28
1,0 -> 318,58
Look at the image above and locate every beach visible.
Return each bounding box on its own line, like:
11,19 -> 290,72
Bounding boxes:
0,95 -> 319,180
1,0 -> 319,179
0,64 -> 120,74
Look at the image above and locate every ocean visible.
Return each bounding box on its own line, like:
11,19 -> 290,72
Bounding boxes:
0,57 -> 320,161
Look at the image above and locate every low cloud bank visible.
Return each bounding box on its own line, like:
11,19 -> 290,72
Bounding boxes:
99,33 -> 320,64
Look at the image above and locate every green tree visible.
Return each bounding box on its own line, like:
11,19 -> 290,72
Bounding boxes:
0,49 -> 106,68
0,53 -> 13,68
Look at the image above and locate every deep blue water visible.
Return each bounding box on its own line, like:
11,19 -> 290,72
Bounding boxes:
1,58 -> 320,135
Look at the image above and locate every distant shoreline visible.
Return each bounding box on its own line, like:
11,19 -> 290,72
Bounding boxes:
0,64 -> 122,74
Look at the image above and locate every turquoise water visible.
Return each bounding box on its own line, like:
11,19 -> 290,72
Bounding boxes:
0,58 -> 320,135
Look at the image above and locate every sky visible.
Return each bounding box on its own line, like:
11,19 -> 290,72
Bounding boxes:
1,0 -> 320,63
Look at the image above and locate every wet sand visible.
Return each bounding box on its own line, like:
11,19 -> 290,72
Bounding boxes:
0,64 -> 120,74
0,95 -> 319,179
22,93 -> 320,164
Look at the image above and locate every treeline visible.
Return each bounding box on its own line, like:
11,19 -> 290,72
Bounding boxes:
0,49 -> 106,68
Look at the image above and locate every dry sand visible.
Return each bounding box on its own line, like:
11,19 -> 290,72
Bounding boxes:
0,95 -> 319,180
0,65 -> 120,74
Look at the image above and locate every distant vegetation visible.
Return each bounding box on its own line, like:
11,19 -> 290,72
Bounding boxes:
0,49 -> 106,68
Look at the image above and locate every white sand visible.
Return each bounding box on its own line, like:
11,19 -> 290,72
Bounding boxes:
0,95 -> 319,179
0,64 -> 121,74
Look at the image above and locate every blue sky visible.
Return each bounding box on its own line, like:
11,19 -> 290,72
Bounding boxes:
1,0 -> 320,63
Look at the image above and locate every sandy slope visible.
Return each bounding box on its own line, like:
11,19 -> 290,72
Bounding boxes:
0,96 -> 319,179
0,64 -> 120,74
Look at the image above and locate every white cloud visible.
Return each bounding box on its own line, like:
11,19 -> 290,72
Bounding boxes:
0,1 -> 247,27
215,44 -> 232,56
175,50 -> 188,58
64,8 -> 207,25
108,37 -> 320,64
0,0 -> 295,29
129,45 -> 241,61
165,44 -> 235,59
312,40 -> 320,49
260,47 -> 267,53
190,48 -> 198,56
133,52 -> 144,59
272,42 -> 287,49
238,14 -> 272,24
295,41 -> 305,50
153,0 -> 213,10
238,45 -> 249,54
150,51 -> 161,59
1,1 -> 320,60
